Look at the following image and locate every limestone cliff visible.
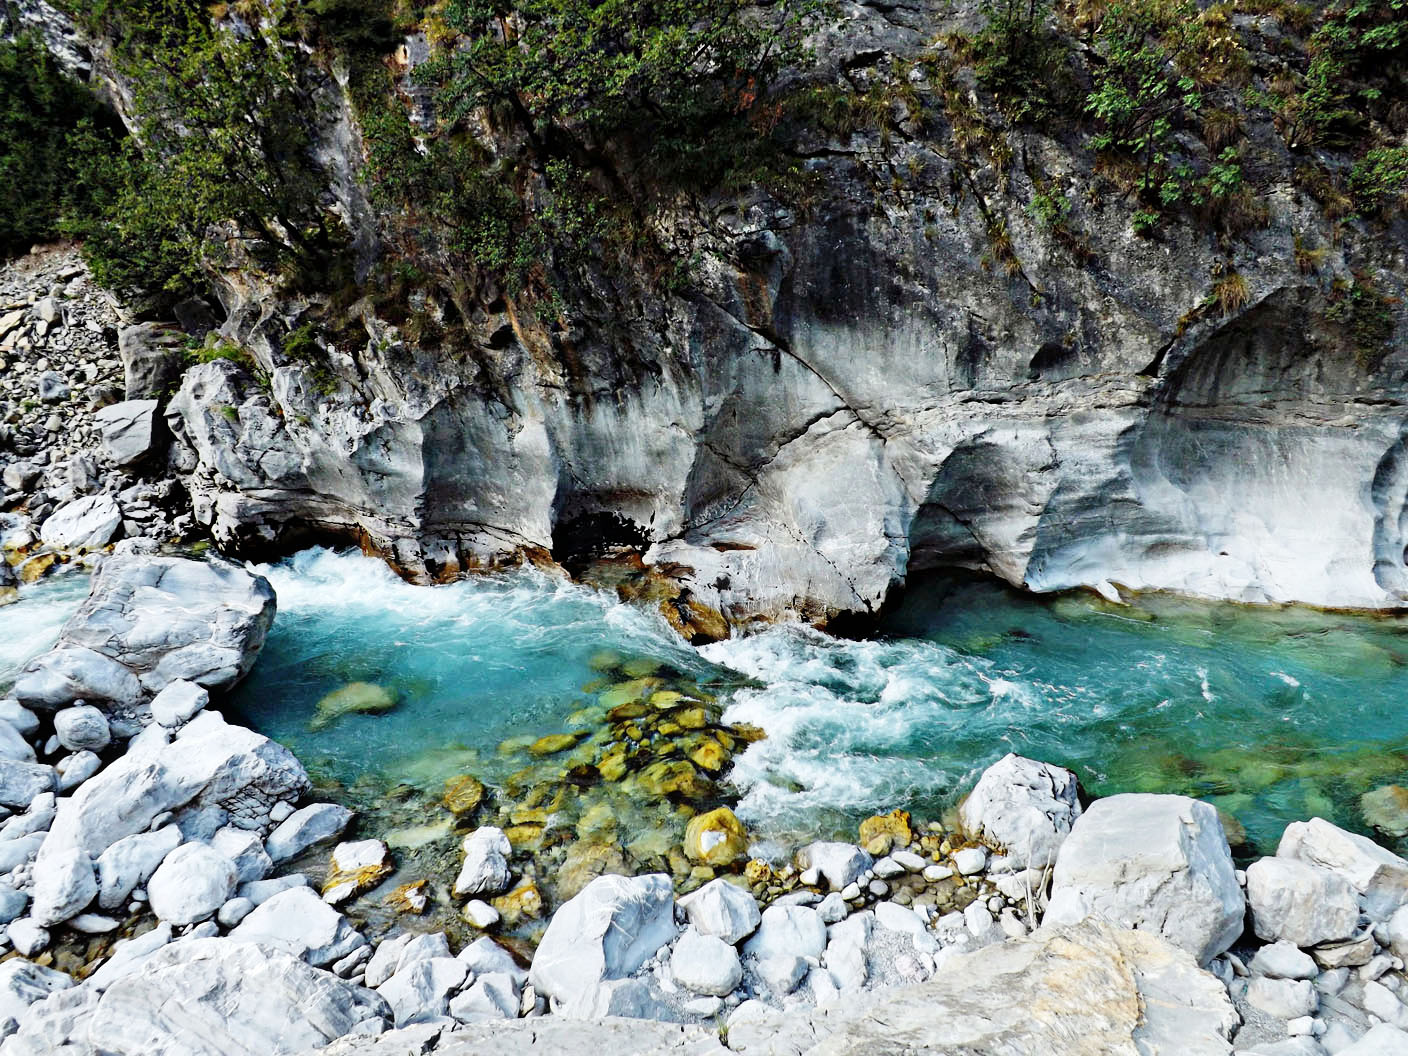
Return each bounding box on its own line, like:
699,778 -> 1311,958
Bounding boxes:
22,0 -> 1408,633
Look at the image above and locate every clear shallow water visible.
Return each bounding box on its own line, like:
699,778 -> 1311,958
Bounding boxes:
4,552 -> 1408,858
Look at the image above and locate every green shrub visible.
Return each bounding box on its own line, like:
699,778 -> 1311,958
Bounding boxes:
1348,146 -> 1408,218
972,0 -> 1072,123
0,35 -> 122,255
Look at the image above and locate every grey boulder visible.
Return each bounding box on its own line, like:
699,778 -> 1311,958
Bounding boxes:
452,826 -> 511,897
90,938 -> 388,1055
96,825 -> 182,910
119,322 -> 188,400
1246,856 -> 1361,947
147,842 -> 238,925
0,759 -> 56,810
1278,818 -> 1408,920
1044,794 -> 1244,966
795,842 -> 872,892
53,704 -> 111,752
670,928 -> 742,996
678,878 -> 760,945
29,845 -> 97,926
0,959 -> 72,1026
39,495 -> 121,551
95,399 -> 164,466
228,886 -> 366,967
529,873 -> 678,1004
959,753 -> 1082,870
265,802 -> 353,863
742,904 -> 829,963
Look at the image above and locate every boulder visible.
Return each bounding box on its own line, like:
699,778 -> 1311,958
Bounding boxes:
53,704 -> 111,752
795,842 -> 872,892
13,556 -> 276,728
1044,794 -> 1244,966
96,825 -> 182,910
1247,941 -> 1318,980
323,839 -> 393,904
0,719 -> 35,762
266,803 -> 353,864
0,959 -> 72,1026
449,972 -> 519,1021
378,956 -> 467,1026
724,920 -> 1237,1056
210,826 -> 274,884
1278,817 -> 1408,919
453,826 -> 512,897
147,842 -> 238,925
228,886 -> 366,967
678,879 -> 761,945
529,873 -> 677,1003
30,845 -> 97,926
1246,856 -> 1360,947
150,679 -> 209,728
683,808 -> 748,867
37,711 -> 307,863
0,758 -> 56,809
742,905 -> 829,963
96,400 -> 164,466
90,938 -> 388,1054
959,754 -> 1082,870
671,928 -> 743,996
39,495 -> 121,551
118,322 -> 187,400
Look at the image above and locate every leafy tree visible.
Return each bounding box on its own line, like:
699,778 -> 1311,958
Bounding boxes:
0,35 -> 121,254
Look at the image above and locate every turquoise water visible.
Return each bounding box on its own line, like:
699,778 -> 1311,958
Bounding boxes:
4,551 -> 1408,856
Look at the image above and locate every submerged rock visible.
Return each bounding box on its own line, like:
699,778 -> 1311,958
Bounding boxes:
309,682 -> 398,732
683,807 -> 748,867
1363,785 -> 1408,838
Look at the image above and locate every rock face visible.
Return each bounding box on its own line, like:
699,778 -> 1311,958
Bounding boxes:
80,939 -> 387,1055
529,873 -> 678,1006
959,753 -> 1082,869
12,555 -> 275,729
1044,794 -> 1244,966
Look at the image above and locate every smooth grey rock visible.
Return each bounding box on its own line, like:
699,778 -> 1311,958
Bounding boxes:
56,750 -> 101,791
90,938 -> 388,1054
959,753 -> 1082,870
38,710 -> 306,864
0,792 -> 54,840
237,873 -> 310,906
364,934 -> 413,989
452,826 -> 511,897
1278,818 -> 1408,920
30,844 -> 96,925
1336,1025 -> 1408,1054
7,918 -> 48,956
0,721 -> 35,763
266,803 -> 353,864
0,960 -> 71,1026
1245,976 -> 1318,1019
754,954 -> 808,995
1361,980 -> 1408,1028
39,495 -> 120,551
457,936 -> 526,984
742,904 -> 828,962
96,825 -> 181,910
149,679 -> 209,728
95,399 -> 163,466
0,832 -> 46,873
0,759 -> 55,810
529,873 -> 677,1004
678,878 -> 760,945
0,702 -> 39,738
0,883 -> 28,923
14,556 -> 276,728
1044,794 -> 1244,966
377,956 -> 466,1027
119,322 -> 187,400
1248,941 -> 1319,980
448,971 -> 518,1021
817,892 -> 850,924
795,842 -> 873,893
217,896 -> 254,928
146,842 -> 238,925
210,826 -> 273,884
953,846 -> 987,876
36,371 -> 68,403
227,885 -> 366,967
1246,856 -> 1360,947
53,705 -> 110,752
671,928 -> 742,996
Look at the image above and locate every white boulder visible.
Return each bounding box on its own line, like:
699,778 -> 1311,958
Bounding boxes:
40,495 -> 121,551
1246,856 -> 1360,947
796,842 -> 872,892
147,842 -> 238,925
96,825 -> 182,910
149,679 -> 209,728
529,873 -> 677,1003
378,956 -> 466,1027
30,844 -> 97,926
227,886 -> 366,967
671,928 -> 743,996
678,879 -> 761,944
742,904 -> 828,962
453,826 -> 512,898
1044,794 -> 1244,966
1278,817 -> 1408,920
959,753 -> 1082,869
265,803 -> 353,863
53,705 -> 111,752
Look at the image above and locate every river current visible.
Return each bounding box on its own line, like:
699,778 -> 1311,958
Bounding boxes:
3,548 -> 1408,857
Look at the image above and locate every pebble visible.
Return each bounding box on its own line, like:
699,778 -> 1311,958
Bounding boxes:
922,865 -> 953,883
868,879 -> 889,897
953,847 -> 987,876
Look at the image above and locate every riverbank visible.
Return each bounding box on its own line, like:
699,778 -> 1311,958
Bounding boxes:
0,555 -> 1403,1053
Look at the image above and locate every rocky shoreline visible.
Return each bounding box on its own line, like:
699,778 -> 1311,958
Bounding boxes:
0,553 -> 1398,1054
